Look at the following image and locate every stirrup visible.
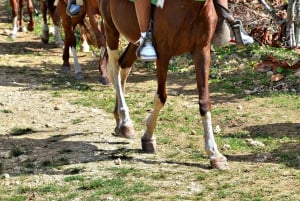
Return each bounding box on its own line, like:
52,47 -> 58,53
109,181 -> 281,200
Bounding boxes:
232,20 -> 254,48
136,33 -> 157,61
66,0 -> 81,17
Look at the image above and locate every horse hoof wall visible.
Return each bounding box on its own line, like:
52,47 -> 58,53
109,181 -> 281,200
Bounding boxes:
99,76 -> 110,85
75,72 -> 84,80
141,138 -> 157,153
62,66 -> 71,74
210,156 -> 229,170
113,126 -> 135,139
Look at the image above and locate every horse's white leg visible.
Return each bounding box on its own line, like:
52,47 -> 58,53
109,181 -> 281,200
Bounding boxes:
203,112 -> 229,170
10,16 -> 18,38
107,48 -> 134,138
80,37 -> 90,53
54,25 -> 64,47
70,47 -> 84,80
141,93 -> 163,152
40,23 -> 49,43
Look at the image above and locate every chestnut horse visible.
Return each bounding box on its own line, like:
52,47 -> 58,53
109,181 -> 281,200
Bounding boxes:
40,0 -> 64,47
55,0 -> 109,84
9,0 -> 35,38
99,0 -> 230,169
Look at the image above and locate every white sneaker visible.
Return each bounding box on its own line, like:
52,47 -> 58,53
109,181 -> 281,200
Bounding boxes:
136,36 -> 157,61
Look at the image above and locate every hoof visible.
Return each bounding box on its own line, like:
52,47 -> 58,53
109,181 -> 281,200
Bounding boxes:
62,66 -> 71,74
55,41 -> 64,48
141,137 -> 157,153
210,155 -> 229,170
99,75 -> 110,85
41,37 -> 49,44
40,32 -> 49,44
75,72 -> 84,80
113,125 -> 135,139
27,24 -> 34,32
20,26 -> 27,32
9,33 -> 17,39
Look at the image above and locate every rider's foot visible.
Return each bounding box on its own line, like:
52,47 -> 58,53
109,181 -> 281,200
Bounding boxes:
66,0 -> 81,17
136,33 -> 157,61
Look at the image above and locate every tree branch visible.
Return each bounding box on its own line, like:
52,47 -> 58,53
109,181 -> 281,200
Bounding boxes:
259,0 -> 285,24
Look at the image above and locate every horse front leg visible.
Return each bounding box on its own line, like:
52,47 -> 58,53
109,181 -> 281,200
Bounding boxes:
52,7 -> 64,47
193,46 -> 229,170
40,0 -> 49,43
26,0 -> 34,31
9,0 -> 18,38
107,47 -> 135,139
142,58 -> 169,153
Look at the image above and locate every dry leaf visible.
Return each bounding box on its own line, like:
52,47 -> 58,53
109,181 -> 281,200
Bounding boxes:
271,74 -> 284,82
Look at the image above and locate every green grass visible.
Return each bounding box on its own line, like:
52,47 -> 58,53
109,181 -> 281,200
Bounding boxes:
9,127 -> 33,136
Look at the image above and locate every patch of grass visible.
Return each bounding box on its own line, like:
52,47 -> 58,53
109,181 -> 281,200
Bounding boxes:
64,175 -> 85,182
71,118 -> 85,124
0,109 -> 13,113
7,195 -> 27,201
37,184 -> 64,193
11,146 -> 24,157
9,127 -> 33,136
81,177 -> 156,199
109,167 -> 139,177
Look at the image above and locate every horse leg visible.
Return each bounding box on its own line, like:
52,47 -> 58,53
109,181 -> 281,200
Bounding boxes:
9,0 -> 18,38
141,57 -> 169,153
80,31 -> 90,53
26,0 -> 34,31
193,45 -> 229,170
107,47 -> 135,138
60,16 -> 74,76
19,0 -> 27,32
51,2 -> 64,47
40,0 -> 50,43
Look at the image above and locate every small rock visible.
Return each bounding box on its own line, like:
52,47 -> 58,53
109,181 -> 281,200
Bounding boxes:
266,71 -> 274,77
222,144 -> 231,150
246,138 -> 265,147
214,125 -> 221,134
1,173 -> 10,179
114,158 -> 121,165
295,70 -> 300,78
190,130 -> 197,135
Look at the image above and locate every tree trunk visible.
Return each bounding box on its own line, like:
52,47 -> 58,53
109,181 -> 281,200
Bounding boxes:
286,0 -> 300,48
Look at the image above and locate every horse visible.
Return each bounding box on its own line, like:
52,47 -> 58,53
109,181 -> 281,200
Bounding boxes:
9,0 -> 35,38
55,0 -> 109,84
40,0 -> 64,47
99,0 -> 232,170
